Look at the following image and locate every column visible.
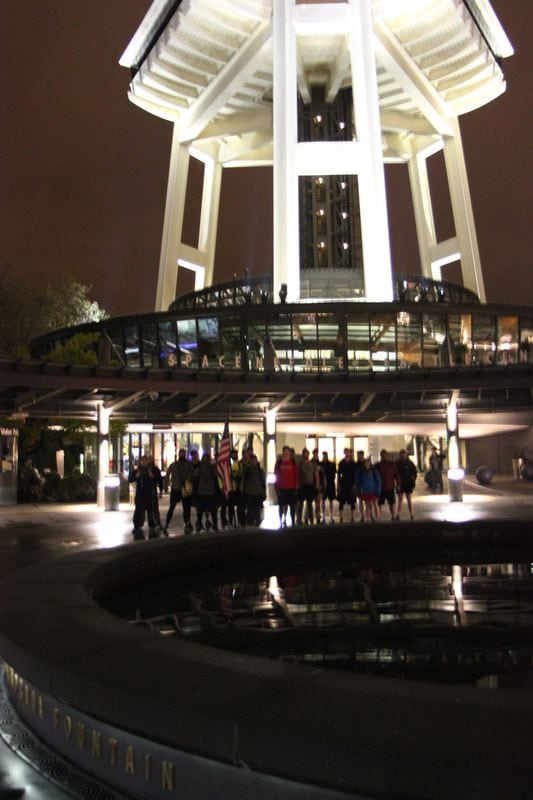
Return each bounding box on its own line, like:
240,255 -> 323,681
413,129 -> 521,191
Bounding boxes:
348,0 -> 393,301
446,394 -> 463,502
263,407 -> 277,505
443,116 -> 486,301
198,146 -> 223,288
156,125 -> 190,311
408,145 -> 438,280
96,403 -> 110,509
273,0 -> 300,302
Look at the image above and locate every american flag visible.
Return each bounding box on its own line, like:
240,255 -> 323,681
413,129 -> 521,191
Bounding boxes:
217,420 -> 232,495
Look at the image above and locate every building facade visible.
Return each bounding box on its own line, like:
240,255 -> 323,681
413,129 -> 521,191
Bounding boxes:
2,1 -> 531,504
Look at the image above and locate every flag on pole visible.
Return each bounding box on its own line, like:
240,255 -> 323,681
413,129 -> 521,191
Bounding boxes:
217,419 -> 232,496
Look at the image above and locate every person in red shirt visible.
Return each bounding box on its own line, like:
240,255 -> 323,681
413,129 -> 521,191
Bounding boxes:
375,449 -> 400,521
274,445 -> 299,527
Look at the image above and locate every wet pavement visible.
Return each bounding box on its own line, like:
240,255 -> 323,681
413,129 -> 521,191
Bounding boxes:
0,478 -> 532,797
0,476 -> 532,584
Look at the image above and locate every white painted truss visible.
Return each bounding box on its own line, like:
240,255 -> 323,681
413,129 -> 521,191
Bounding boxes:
121,0 -> 511,152
120,0 -> 513,309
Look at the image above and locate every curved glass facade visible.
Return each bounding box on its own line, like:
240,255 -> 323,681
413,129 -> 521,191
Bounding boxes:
168,274 -> 480,312
31,277 -> 533,375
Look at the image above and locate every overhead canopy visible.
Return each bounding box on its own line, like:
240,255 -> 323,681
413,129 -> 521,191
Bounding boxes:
1,357 -> 531,439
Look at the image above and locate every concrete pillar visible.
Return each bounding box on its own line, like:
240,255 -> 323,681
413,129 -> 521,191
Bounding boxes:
263,407 -> 278,504
446,396 -> 464,502
198,147 -> 223,288
156,125 -> 190,310
443,116 -> 486,301
272,0 -> 300,302
96,403 -> 110,509
452,564 -> 467,625
348,0 -> 393,301
408,145 -> 438,280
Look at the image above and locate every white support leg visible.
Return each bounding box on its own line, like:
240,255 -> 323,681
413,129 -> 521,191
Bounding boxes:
156,124 -> 190,311
198,146 -> 222,288
273,0 -> 300,302
349,0 -> 393,301
408,147 -> 438,280
443,117 -> 486,301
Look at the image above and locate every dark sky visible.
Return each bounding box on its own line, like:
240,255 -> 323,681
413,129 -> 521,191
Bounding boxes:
1,0 -> 531,317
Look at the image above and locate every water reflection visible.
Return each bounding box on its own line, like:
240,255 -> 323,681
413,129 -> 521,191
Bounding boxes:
113,560 -> 533,688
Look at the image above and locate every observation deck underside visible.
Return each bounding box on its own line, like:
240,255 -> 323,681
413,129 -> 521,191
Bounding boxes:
121,0 -> 512,162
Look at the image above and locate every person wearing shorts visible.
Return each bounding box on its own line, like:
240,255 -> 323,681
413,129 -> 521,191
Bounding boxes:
375,449 -> 400,521
274,446 -> 298,526
395,449 -> 418,520
356,458 -> 382,522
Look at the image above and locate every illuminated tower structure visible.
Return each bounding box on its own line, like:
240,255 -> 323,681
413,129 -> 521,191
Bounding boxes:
120,0 -> 513,309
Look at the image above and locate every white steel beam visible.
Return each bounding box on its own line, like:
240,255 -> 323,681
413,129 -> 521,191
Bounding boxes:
349,0 -> 393,302
408,145 -> 438,280
429,237 -> 461,273
194,107 -> 272,142
373,18 -> 454,136
272,0 -> 299,303
156,125 -> 190,311
197,145 -> 222,287
443,116 -> 486,301
326,35 -> 351,103
219,131 -> 273,164
296,44 -> 312,104
294,141 -> 362,176
380,109 -> 435,135
178,18 -> 273,144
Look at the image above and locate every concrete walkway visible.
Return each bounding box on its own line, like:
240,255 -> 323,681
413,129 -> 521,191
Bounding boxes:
0,476 -> 532,583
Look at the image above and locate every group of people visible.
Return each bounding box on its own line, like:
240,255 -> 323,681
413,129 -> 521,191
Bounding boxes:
129,444 -> 420,538
274,446 -> 418,525
129,446 -> 266,538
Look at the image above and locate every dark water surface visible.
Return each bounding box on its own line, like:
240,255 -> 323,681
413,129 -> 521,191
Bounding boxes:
104,551 -> 533,687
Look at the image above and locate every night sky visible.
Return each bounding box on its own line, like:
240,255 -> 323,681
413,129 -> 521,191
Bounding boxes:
1,0 -> 531,317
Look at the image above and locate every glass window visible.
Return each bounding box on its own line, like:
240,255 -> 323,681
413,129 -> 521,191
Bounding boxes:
448,313 -> 472,365
422,314 -> 449,368
317,313 -> 345,372
106,327 -> 126,366
291,312 -> 319,372
371,314 -> 396,371
220,316 -> 243,370
520,318 -> 533,363
198,317 -> 219,343
177,319 -> 198,368
124,326 -> 140,367
141,323 -> 158,367
315,177 -> 326,204
497,316 -> 519,365
472,314 -> 496,365
347,311 -> 370,372
158,321 -> 178,368
397,312 -> 421,368
198,316 -> 219,367
267,316 -> 293,372
246,317 -> 269,372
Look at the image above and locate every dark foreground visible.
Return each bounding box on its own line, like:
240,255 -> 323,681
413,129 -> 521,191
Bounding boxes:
0,512 -> 532,799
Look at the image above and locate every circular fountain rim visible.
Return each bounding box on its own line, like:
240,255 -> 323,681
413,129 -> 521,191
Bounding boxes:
0,521 -> 531,799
